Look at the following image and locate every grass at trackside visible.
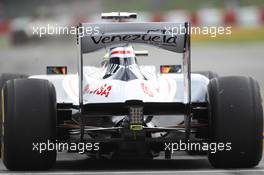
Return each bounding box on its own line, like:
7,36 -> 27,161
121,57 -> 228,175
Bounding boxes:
192,26 -> 264,43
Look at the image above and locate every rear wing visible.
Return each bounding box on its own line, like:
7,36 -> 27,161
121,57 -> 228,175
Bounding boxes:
79,22 -> 186,53
77,21 -> 191,106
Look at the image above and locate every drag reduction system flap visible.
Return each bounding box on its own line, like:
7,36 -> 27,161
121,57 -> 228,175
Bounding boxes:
79,22 -> 187,54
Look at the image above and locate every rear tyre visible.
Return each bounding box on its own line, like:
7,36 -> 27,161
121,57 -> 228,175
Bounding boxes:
187,70 -> 218,156
0,73 -> 27,158
208,76 -> 263,168
194,71 -> 218,80
2,79 -> 57,170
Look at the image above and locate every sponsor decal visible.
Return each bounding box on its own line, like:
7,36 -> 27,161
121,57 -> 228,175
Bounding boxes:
140,83 -> 154,97
83,84 -> 112,97
91,34 -> 177,46
160,65 -> 182,74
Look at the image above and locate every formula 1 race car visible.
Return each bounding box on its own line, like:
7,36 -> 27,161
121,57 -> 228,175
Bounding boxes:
0,12 -> 263,170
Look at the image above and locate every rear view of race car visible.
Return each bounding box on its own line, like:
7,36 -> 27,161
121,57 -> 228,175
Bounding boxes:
0,12 -> 263,170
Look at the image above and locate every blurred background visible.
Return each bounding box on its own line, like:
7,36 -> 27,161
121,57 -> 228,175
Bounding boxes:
0,0 -> 264,96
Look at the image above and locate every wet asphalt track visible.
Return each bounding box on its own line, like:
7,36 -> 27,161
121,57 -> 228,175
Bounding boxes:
0,40 -> 264,174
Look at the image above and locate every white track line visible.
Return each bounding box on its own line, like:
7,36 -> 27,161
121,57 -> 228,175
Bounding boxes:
12,169 -> 263,175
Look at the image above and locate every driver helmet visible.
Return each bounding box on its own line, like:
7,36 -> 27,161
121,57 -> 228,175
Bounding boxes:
109,45 -> 137,66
